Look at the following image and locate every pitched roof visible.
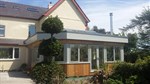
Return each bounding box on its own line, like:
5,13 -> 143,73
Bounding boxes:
43,0 -> 90,23
0,1 -> 48,20
0,0 -> 90,22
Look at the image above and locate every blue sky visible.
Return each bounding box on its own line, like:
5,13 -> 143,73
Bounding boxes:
1,0 -> 150,33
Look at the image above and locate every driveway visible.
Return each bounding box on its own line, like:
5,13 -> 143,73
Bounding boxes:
0,72 -> 35,84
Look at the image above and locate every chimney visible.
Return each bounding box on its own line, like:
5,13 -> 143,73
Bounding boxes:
48,2 -> 53,9
110,13 -> 113,35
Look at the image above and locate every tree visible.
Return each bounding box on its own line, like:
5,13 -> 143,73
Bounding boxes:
124,33 -> 139,63
38,38 -> 63,62
92,26 -> 106,34
120,8 -> 150,52
124,33 -> 138,53
31,16 -> 65,84
42,16 -> 63,38
39,16 -> 64,62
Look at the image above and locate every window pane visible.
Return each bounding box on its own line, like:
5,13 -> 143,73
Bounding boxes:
80,45 -> 88,62
107,47 -> 114,61
99,47 -> 104,68
91,46 -> 97,69
29,25 -> 36,37
14,48 -> 19,58
71,45 -> 78,61
0,48 -> 13,59
55,45 -> 64,61
115,47 -> 120,61
0,25 -> 5,37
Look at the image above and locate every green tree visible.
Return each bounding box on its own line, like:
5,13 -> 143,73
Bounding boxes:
92,26 -> 106,34
39,16 -> 64,61
31,16 -> 65,84
120,8 -> 150,52
124,33 -> 138,53
42,16 -> 63,38
38,38 -> 63,62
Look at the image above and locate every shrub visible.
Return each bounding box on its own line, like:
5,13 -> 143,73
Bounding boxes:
135,56 -> 150,84
104,78 -> 123,84
38,38 -> 63,62
125,75 -> 138,84
110,56 -> 150,84
110,62 -> 137,83
30,61 -> 65,84
20,63 -> 27,71
124,52 -> 139,63
42,16 -> 63,37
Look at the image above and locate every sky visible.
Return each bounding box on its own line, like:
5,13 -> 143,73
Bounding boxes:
1,0 -> 150,33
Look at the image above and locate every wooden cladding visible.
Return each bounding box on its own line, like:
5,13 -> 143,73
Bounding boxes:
61,63 -> 90,77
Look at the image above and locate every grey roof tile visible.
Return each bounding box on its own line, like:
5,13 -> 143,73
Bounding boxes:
0,1 -> 48,20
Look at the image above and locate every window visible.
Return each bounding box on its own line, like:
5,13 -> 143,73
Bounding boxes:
29,25 -> 36,37
106,46 -> 121,62
91,46 -> 97,69
99,47 -> 104,68
0,3 -> 6,8
80,45 -> 88,62
115,47 -> 121,61
55,45 -> 64,61
107,46 -> 114,61
70,44 -> 78,61
27,7 -> 39,12
0,25 -> 5,37
70,44 -> 88,62
14,48 -> 19,58
0,47 -> 19,59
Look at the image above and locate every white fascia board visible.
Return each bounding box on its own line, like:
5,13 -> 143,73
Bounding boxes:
25,32 -> 67,45
25,31 -> 128,45
66,32 -> 128,43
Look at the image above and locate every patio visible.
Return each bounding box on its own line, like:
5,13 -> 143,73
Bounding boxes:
0,72 -> 34,84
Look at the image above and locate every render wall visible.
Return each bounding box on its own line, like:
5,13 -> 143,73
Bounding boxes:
0,16 -> 37,40
37,0 -> 87,32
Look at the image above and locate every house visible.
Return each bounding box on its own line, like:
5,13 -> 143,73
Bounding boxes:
0,0 -> 128,77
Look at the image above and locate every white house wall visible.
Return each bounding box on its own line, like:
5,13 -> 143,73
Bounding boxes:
0,17 -> 37,40
38,0 -> 87,32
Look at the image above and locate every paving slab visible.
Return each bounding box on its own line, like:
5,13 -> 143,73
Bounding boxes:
0,72 -> 35,84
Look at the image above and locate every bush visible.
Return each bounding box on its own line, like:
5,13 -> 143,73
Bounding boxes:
135,56 -> 150,84
110,56 -> 150,84
126,75 -> 138,84
124,52 -> 139,63
111,62 -> 137,83
30,61 -> 65,84
104,78 -> 123,84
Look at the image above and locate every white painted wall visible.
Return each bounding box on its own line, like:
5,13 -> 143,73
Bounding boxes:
38,0 -> 87,32
0,17 -> 37,40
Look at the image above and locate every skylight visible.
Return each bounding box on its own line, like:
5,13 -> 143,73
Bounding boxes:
27,7 -> 39,12
13,5 -> 19,10
0,3 -> 6,8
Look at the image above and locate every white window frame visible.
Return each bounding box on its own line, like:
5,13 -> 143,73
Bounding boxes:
106,46 -> 122,63
0,25 -> 5,37
28,24 -> 36,37
70,44 -> 89,63
0,47 -> 20,60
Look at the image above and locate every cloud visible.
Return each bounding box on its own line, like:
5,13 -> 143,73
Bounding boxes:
1,0 -> 149,33
78,0 -> 150,33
